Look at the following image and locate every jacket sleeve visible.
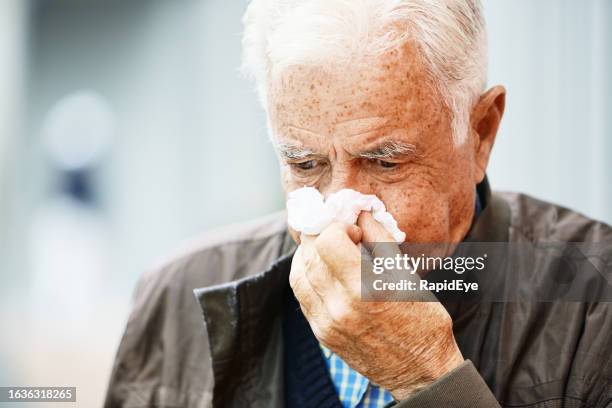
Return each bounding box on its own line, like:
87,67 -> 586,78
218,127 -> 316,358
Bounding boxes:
394,360 -> 500,408
103,262 -> 214,407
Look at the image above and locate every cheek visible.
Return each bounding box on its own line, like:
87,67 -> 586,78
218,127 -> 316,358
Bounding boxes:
377,186 -> 451,243
280,165 -> 298,192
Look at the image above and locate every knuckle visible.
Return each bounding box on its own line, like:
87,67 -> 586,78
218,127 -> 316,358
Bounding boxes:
314,233 -> 331,254
303,253 -> 315,270
317,224 -> 344,248
305,269 -> 325,290
329,302 -> 354,327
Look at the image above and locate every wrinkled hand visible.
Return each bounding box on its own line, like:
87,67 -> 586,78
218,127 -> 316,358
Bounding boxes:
289,212 -> 464,400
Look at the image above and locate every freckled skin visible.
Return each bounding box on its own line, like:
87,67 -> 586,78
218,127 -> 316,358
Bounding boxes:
269,42 -> 504,245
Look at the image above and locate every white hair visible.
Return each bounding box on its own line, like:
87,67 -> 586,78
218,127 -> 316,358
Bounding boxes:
242,0 -> 488,145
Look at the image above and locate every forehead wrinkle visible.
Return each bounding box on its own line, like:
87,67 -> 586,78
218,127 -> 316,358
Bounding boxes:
341,124 -> 407,148
333,116 -> 392,137
284,124 -> 325,138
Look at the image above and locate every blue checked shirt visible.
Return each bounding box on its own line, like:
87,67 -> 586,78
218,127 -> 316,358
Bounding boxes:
320,344 -> 394,408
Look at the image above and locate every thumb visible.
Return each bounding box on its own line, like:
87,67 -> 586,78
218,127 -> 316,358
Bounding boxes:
357,212 -> 400,259
357,211 -> 395,243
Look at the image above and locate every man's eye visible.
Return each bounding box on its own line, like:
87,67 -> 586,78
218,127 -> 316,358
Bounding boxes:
376,160 -> 398,169
293,160 -> 317,170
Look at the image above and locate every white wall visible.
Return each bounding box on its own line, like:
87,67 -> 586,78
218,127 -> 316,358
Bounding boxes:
0,0 -> 26,263
20,0 -> 283,289
0,0 -> 24,176
484,0 -> 612,224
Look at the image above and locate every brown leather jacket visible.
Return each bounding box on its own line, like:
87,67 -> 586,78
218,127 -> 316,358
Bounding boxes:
104,181 -> 612,407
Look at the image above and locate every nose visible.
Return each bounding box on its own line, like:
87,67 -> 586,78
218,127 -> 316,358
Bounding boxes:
319,162 -> 370,198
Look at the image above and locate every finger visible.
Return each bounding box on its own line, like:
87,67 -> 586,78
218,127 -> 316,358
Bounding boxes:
290,245 -> 323,311
298,234 -> 336,299
357,211 -> 394,242
314,223 -> 362,292
346,223 -> 363,244
357,212 -> 401,259
294,245 -> 357,343
315,223 -> 361,268
290,245 -> 334,329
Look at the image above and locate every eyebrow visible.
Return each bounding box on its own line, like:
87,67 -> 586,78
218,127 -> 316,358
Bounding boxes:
276,142 -> 321,160
358,140 -> 418,160
275,139 -> 418,161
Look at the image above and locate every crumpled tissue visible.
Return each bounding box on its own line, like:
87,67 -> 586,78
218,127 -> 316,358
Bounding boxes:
286,187 -> 406,243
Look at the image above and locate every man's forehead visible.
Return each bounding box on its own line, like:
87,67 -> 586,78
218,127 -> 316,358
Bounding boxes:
272,60 -> 416,100
277,117 -> 399,145
268,48 -> 434,122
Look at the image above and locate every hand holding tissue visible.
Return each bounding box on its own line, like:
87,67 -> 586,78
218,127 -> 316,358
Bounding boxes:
286,187 -> 406,242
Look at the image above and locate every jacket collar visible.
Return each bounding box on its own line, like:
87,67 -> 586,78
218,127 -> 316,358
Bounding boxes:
194,176 -> 510,406
194,252 -> 293,407
465,177 -> 511,242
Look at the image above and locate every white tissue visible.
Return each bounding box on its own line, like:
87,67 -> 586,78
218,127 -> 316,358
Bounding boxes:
286,187 -> 406,243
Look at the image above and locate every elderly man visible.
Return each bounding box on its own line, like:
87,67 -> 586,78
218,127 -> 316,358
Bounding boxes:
105,1 -> 612,407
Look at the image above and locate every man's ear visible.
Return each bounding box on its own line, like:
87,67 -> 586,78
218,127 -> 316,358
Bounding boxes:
470,85 -> 506,183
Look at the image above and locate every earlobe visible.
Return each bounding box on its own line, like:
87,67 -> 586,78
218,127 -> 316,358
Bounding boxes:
471,85 -> 506,183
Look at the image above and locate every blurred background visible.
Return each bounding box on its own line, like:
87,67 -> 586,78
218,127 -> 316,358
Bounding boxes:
0,0 -> 610,406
